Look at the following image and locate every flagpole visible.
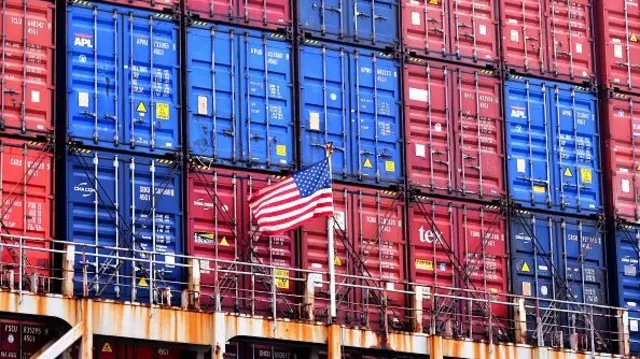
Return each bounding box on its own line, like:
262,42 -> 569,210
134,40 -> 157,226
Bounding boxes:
325,143 -> 337,321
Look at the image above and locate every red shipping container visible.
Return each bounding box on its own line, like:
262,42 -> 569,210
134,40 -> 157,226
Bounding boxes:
602,92 -> 640,222
0,139 -> 53,290
187,165 -> 297,317
404,60 -> 504,201
0,0 -> 55,137
596,0 -> 640,92
97,0 -> 179,11
0,319 -> 53,359
94,338 -> 199,359
402,0 -> 499,67
300,185 -> 406,330
407,197 -> 508,339
500,0 -> 596,84
185,0 -> 291,31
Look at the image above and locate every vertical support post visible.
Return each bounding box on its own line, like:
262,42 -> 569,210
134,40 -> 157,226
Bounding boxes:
532,346 -> 549,359
514,297 -> 527,344
325,144 -> 336,321
62,245 -> 75,297
303,273 -> 316,321
618,309 -> 630,356
212,312 -> 226,359
429,335 -> 443,359
188,258 -> 201,309
81,300 -> 93,359
327,323 -> 342,359
413,285 -> 423,333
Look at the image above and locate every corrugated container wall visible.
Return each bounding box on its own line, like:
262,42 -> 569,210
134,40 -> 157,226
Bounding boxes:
186,164 -> 297,317
0,319 -> 54,358
500,0 -> 596,85
402,0 -> 500,68
297,0 -> 399,50
504,76 -> 602,215
596,0 -> 640,93
0,139 -> 54,291
93,337 -> 202,358
601,92 -> 640,222
65,148 -> 183,305
186,24 -> 294,173
67,2 -> 181,156
404,59 -> 504,201
91,0 -> 180,12
406,197 -> 508,339
299,40 -> 403,187
0,0 -> 55,137
185,0 -> 291,31
510,211 -> 608,345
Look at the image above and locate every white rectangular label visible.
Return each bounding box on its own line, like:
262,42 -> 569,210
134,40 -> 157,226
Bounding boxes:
479,24 -> 487,36
411,11 -> 421,26
197,96 -> 208,115
409,87 -> 429,102
510,30 -> 519,43
200,259 -> 210,271
615,43 -> 623,59
309,111 -> 320,131
632,320 -> 639,332
623,179 -> 631,193
522,281 -> 532,296
334,211 -> 346,230
517,158 -> 526,173
78,92 -> 89,108
31,90 -> 40,103
165,254 -> 175,265
386,282 -> 394,291
415,143 -> 426,158
575,42 -> 583,54
507,19 -> 518,25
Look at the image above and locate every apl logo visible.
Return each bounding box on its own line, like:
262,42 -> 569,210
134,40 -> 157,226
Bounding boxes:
418,226 -> 442,244
510,106 -> 527,119
74,34 -> 93,48
73,182 -> 95,198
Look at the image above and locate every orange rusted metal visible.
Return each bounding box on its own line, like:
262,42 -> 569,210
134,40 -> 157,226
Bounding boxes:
327,324 -> 342,359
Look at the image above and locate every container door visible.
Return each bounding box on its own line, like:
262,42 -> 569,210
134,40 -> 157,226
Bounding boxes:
401,0 -> 447,57
449,0 -> 498,66
352,0 -> 398,47
67,4 -> 121,148
238,0 -> 291,29
549,84 -> 601,214
0,0 -> 55,136
238,31 -> 293,171
126,157 -> 183,305
122,11 -> 180,154
404,63 -> 453,194
599,1 -> 640,91
499,0 -> 545,74
187,168 -> 240,311
186,0 -> 236,23
452,68 -> 504,200
67,150 -> 126,301
299,44 -> 349,180
298,0 -> 344,40
505,79 -> 552,208
350,50 -> 402,185
615,224 -> 640,353
187,26 -> 238,163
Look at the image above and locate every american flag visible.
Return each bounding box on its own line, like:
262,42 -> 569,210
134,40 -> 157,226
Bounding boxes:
249,158 -> 334,235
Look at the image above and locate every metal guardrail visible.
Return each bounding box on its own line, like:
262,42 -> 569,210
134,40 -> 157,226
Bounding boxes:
0,234 -> 631,356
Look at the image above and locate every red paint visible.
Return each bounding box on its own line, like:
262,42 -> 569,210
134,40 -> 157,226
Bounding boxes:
0,0 -> 55,137
94,338 -> 198,359
98,0 -> 179,11
602,92 -> 640,222
596,0 -> 640,92
402,0 -> 499,67
407,197 -> 508,337
404,60 -> 505,201
500,0 -> 595,84
300,185 -> 406,330
0,139 -> 53,289
185,0 -> 291,31
186,166 -> 297,316
0,319 -> 52,359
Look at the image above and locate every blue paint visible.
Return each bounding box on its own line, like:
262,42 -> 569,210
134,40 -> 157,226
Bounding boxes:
613,223 -> 640,354
186,23 -> 294,172
299,41 -> 403,186
67,2 -> 181,155
505,76 -> 601,215
298,0 -> 398,49
66,148 -> 183,304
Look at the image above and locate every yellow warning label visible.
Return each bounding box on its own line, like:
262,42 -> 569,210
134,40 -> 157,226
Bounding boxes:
198,232 -> 214,239
564,168 -> 573,177
220,236 -> 229,246
385,161 -> 395,172
363,157 -> 373,168
580,168 -> 592,184
139,277 -> 149,287
636,163 -> 640,172
533,185 -> 546,193
276,144 -> 287,156
521,262 -> 531,273
102,343 -> 113,353
136,101 -> 147,113
156,103 -> 170,120
334,257 -> 342,266
415,259 -> 434,271
631,34 -> 638,43
429,0 -> 439,4
275,269 -> 290,289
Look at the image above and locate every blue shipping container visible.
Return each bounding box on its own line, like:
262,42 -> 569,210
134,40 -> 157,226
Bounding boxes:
299,41 -> 403,186
505,76 -> 601,215
66,148 -> 183,304
510,212 -> 608,345
613,223 -> 640,354
67,2 -> 181,155
187,23 -> 294,172
298,0 -> 398,50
